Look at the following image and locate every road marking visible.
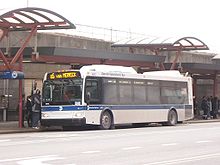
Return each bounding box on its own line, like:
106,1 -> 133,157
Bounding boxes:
0,155 -> 58,163
162,143 -> 178,146
31,133 -> 79,138
0,138 -> 72,147
0,139 -> 11,142
17,155 -> 64,165
81,150 -> 101,154
196,140 -> 212,144
143,153 -> 220,165
122,146 -> 142,150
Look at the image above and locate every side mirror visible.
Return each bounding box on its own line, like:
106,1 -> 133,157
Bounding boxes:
85,92 -> 91,105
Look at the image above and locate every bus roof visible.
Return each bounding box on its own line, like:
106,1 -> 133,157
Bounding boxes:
80,65 -> 137,75
143,70 -> 184,77
43,65 -> 188,82
78,65 -> 189,82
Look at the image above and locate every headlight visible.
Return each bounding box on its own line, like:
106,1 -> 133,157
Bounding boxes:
42,113 -> 49,117
74,112 -> 84,117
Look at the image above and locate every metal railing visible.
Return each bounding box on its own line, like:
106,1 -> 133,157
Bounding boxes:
53,23 -> 147,43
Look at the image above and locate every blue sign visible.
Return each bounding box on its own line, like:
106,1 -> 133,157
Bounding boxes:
0,71 -> 24,79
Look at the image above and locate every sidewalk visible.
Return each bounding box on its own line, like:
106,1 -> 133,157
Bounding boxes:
186,117 -> 220,124
0,121 -> 43,134
1,118 -> 220,134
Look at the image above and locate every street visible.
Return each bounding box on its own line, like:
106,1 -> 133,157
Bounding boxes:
0,122 -> 220,165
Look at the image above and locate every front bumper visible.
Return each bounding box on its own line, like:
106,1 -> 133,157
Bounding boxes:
41,118 -> 86,127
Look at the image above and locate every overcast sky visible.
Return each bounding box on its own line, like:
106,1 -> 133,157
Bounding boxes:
1,0 -> 220,53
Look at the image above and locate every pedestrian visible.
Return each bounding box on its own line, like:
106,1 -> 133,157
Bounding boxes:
25,95 -> 32,127
211,96 -> 218,119
201,96 -> 210,119
193,96 -> 199,118
32,89 -> 41,129
207,97 -> 213,119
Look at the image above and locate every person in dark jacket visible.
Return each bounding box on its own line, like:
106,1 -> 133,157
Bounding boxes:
31,89 -> 41,129
25,95 -> 32,127
201,96 -> 211,119
212,96 -> 218,119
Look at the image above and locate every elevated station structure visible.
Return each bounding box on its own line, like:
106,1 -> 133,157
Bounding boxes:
1,7 -> 220,123
0,8 -> 166,123
112,37 -> 220,97
0,7 -> 76,71
112,36 -> 209,70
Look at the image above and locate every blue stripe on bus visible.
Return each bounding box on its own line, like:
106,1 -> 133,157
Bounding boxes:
42,104 -> 192,112
41,106 -> 86,111
111,105 -> 186,110
185,104 -> 193,109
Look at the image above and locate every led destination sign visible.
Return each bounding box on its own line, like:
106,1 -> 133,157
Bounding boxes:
47,71 -> 81,80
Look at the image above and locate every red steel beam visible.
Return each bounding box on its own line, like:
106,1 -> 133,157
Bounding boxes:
0,65 -> 20,71
170,50 -> 181,70
0,21 -> 68,28
0,49 -> 11,70
0,28 -> 11,70
0,28 -> 8,41
154,50 -> 165,70
10,26 -> 37,65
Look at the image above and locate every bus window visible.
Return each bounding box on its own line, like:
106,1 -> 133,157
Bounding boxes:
52,84 -> 62,101
42,84 -> 52,102
133,80 -> 146,104
102,78 -> 118,104
119,79 -> 132,104
160,81 -> 188,104
42,79 -> 82,105
146,80 -> 160,104
85,78 -> 101,104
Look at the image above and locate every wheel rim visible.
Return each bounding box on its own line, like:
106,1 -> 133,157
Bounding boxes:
101,112 -> 112,129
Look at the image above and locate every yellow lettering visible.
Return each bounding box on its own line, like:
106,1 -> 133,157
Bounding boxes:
50,73 -> 55,79
56,74 -> 62,78
49,72 -> 78,80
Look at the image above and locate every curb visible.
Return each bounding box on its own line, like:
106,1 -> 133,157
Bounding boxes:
0,128 -> 43,134
186,119 -> 220,124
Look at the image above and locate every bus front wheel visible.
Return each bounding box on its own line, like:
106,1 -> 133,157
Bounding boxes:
100,111 -> 113,130
166,109 -> 178,126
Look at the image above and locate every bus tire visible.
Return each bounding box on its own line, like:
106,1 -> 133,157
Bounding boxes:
166,109 -> 178,126
100,110 -> 113,130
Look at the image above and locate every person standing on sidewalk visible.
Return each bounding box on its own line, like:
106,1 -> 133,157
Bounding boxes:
201,96 -> 210,119
32,89 -> 41,129
25,95 -> 32,127
207,97 -> 213,119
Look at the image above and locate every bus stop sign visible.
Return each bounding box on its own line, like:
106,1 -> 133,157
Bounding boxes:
0,71 -> 24,79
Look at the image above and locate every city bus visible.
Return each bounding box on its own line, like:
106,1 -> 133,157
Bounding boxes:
41,65 -> 193,130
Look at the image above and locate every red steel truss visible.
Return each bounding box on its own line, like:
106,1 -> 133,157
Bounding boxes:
0,7 -> 75,127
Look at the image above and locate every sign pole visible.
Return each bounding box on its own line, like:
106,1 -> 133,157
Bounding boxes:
19,79 -> 23,128
18,54 -> 23,128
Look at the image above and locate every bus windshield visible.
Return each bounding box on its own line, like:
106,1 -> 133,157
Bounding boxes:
42,78 -> 83,105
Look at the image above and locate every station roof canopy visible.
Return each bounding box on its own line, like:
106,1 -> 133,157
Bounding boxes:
112,36 -> 209,51
0,7 -> 76,31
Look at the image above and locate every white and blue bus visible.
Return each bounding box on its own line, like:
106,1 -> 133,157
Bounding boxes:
41,65 -> 193,129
